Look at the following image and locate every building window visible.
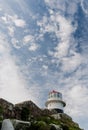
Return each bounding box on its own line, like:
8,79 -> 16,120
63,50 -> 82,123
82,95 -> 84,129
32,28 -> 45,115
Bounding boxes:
54,93 -> 57,97
51,93 -> 53,97
57,93 -> 60,97
57,93 -> 62,99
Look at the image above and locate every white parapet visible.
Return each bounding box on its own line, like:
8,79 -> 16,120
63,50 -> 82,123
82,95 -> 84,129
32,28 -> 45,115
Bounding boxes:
12,119 -> 31,127
1,119 -> 14,130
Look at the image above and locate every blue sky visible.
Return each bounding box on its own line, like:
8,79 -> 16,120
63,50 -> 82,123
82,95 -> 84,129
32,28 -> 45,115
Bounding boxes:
0,0 -> 88,129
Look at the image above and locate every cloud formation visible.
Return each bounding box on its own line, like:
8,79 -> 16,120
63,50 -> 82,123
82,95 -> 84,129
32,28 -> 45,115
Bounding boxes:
0,33 -> 30,103
81,0 -> 88,14
1,14 -> 26,28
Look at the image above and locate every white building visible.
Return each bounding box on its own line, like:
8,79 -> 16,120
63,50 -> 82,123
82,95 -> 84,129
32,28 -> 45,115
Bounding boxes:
45,90 -> 66,113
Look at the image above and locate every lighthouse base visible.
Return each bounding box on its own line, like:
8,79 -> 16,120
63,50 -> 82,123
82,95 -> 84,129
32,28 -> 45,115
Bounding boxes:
53,108 -> 63,113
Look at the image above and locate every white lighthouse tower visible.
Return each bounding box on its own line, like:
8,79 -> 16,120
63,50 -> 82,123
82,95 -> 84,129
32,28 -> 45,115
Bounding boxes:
45,90 -> 66,113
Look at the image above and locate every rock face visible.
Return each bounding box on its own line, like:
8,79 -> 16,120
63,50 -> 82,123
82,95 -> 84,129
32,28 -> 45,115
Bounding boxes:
0,98 -> 83,130
0,98 -> 57,120
0,98 -> 14,119
0,99 -> 13,109
15,100 -> 42,118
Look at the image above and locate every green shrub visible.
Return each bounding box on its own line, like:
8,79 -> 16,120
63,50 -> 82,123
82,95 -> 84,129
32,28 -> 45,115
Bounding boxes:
30,121 -> 51,130
15,123 -> 30,130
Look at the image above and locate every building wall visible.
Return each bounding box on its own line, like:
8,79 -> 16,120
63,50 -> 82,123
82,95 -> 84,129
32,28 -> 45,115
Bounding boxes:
48,96 -> 62,101
47,101 -> 64,110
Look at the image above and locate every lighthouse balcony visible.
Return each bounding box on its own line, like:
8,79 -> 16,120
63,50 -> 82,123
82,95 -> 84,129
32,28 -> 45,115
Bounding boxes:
45,99 -> 66,108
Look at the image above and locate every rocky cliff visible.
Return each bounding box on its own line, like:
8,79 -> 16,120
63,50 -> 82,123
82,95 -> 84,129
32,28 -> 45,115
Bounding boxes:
0,98 -> 83,130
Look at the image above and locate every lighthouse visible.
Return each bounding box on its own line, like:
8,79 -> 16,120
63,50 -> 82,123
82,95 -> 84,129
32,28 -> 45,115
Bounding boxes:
45,90 -> 66,113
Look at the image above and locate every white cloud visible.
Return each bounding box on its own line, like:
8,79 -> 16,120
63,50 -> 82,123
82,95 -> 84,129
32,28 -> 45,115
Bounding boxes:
44,0 -> 80,15
1,16 -> 8,23
23,35 -> 34,44
28,43 -> 39,51
42,65 -> 48,70
44,0 -> 66,12
11,38 -> 21,49
42,0 -> 79,63
81,0 -> 88,14
0,58 -> 29,103
0,8 -> 2,11
61,52 -> 82,72
37,16 -> 48,27
1,14 -> 26,28
14,18 -> 26,27
7,26 -> 15,36
37,6 -> 77,60
37,15 -> 57,34
0,44 -> 7,54
54,14 -> 77,58
0,33 -> 30,103
66,1 -> 79,15
64,85 -> 88,117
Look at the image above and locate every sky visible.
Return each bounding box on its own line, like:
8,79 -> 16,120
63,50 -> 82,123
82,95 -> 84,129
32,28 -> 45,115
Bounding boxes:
0,0 -> 88,129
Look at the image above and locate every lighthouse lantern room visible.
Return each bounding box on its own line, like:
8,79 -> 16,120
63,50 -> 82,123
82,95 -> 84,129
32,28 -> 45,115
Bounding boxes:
45,90 -> 66,113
